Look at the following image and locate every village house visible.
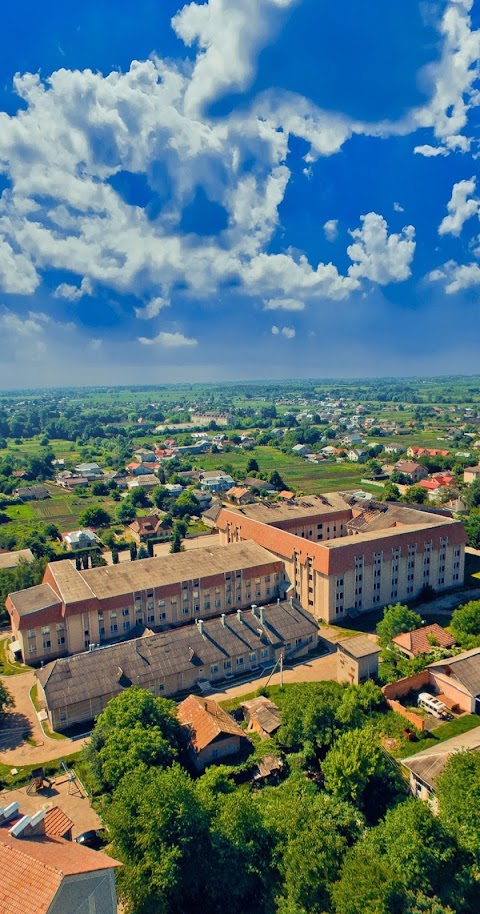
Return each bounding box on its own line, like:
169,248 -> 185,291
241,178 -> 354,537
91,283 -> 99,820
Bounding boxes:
225,486 -> 255,505
463,465 -> 480,485
126,474 -> 160,492
15,485 -> 50,502
177,694 -> 252,770
391,623 -> 455,659
347,448 -> 368,463
74,462 -> 103,479
128,515 -> 164,543
0,803 -> 120,914
62,529 -> 98,551
200,471 -> 235,493
402,725 -> 480,805
0,548 -> 34,570
394,460 -> 429,483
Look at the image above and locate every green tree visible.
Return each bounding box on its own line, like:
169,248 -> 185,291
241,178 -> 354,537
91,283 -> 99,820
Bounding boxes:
450,600 -> 480,648
78,506 -> 112,528
91,480 -> 109,496
105,764 -> 210,914
117,499 -> 136,523
0,680 -> 14,720
321,728 -> 402,818
403,485 -> 428,504
246,458 -> 259,473
376,603 -> 422,648
464,508 -> 480,548
270,470 -> 287,491
381,482 -> 400,502
437,750 -> 480,864
85,687 -> 181,793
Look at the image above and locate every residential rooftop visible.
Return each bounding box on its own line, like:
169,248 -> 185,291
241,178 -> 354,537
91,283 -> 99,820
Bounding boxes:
402,725 -> 480,791
337,635 -> 381,658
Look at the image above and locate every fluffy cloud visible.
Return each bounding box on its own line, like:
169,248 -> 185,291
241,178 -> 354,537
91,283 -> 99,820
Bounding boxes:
347,213 -> 416,284
323,219 -> 339,242
0,0 -> 471,322
54,277 -> 93,301
438,177 -> 479,236
263,297 -> 304,311
271,324 -> 295,338
135,296 -> 170,319
429,259 -> 480,293
138,330 -> 198,347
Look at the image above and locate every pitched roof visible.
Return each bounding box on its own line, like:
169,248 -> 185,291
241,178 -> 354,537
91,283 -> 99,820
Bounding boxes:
0,549 -> 34,570
43,806 -> 74,838
37,601 -> 318,711
0,835 -> 119,914
402,724 -> 480,791
177,694 -> 247,751
429,646 -> 480,697
392,624 -> 455,656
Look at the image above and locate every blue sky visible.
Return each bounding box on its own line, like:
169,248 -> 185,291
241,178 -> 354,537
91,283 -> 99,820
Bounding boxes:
0,0 -> 479,388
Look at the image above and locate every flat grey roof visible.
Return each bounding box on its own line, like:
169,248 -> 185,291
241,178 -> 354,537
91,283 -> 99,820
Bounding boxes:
337,635 -> 381,658
8,583 -> 61,618
47,541 -> 279,604
230,493 -> 351,524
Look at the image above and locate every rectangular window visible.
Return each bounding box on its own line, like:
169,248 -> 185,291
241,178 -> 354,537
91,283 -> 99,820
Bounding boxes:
147,614 -> 155,624
183,607 -> 190,616
211,664 -> 219,674
224,660 -> 232,670
261,648 -> 269,658
57,636 -> 65,646
43,640 -> 51,650
249,652 -> 257,663
41,626 -> 50,635
171,598 -> 177,605
158,599 -> 165,607
122,608 -> 129,617
123,621 -> 130,632
99,626 -> 105,637
28,629 -> 36,638
236,657 -> 244,666
29,645 -> 37,656
110,623 -> 118,633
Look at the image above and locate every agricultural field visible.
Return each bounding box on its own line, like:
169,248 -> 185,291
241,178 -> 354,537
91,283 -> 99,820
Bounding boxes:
191,446 -> 379,495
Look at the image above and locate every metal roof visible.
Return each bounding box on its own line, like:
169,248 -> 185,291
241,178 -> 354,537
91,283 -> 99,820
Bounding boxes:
38,601 -> 318,710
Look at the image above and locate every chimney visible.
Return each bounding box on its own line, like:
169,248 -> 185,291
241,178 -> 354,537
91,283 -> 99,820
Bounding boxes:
251,603 -> 258,618
9,815 -> 32,838
197,619 -> 204,635
0,802 -> 19,824
259,607 -> 265,625
25,809 -> 46,837
237,609 -> 242,623
289,596 -> 294,607
221,613 -> 226,626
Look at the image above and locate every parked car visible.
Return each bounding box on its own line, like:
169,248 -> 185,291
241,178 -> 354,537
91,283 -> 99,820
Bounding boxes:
417,692 -> 449,719
74,829 -> 105,850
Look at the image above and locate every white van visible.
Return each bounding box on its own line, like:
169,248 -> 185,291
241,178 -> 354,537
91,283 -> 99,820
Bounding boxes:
417,692 -> 449,719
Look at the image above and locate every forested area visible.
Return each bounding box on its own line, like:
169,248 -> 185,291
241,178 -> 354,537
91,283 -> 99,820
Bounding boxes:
81,684 -> 480,914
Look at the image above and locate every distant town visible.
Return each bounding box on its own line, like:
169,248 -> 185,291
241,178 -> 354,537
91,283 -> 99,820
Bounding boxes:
1,378 -> 480,914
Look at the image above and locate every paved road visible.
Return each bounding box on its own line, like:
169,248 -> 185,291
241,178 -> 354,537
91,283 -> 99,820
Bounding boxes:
208,650 -> 338,703
0,641 -> 89,766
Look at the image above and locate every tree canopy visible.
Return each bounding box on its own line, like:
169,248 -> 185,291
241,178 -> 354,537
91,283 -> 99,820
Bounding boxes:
376,603 -> 423,648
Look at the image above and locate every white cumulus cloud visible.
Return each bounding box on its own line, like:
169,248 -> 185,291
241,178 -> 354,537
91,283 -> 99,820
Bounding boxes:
347,213 -> 416,284
323,219 -> 339,242
271,324 -> 295,338
263,297 -> 304,311
138,331 -> 198,347
438,177 -> 479,236
135,296 -> 171,319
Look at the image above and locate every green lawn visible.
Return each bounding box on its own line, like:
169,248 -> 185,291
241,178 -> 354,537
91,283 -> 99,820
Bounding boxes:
0,751 -> 83,790
399,714 -> 480,757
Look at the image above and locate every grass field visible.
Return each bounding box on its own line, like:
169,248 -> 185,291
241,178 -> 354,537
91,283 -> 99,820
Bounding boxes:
191,446 -> 378,495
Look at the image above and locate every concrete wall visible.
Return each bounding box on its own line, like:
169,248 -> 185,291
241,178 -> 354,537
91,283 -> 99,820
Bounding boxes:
382,670 -> 430,700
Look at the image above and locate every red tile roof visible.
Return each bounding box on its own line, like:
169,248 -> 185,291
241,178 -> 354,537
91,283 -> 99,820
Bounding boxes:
43,807 -> 74,838
177,694 -> 247,752
0,835 -> 120,914
392,624 -> 456,656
